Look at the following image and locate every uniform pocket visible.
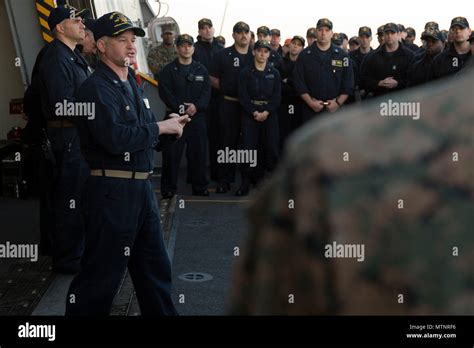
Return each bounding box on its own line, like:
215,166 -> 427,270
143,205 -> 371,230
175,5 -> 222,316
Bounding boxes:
123,110 -> 138,124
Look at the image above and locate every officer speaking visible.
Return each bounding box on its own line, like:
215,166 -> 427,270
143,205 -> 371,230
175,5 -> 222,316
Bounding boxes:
65,12 -> 187,315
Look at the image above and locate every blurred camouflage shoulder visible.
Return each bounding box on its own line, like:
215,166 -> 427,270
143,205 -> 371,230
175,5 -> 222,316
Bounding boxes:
229,69 -> 474,315
147,44 -> 178,76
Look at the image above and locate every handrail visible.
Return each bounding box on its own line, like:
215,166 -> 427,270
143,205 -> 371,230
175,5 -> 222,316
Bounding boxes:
137,71 -> 158,88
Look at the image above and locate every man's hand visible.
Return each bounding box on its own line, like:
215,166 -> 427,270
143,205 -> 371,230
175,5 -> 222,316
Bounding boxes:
384,77 -> 398,89
325,99 -> 339,113
253,111 -> 269,122
378,77 -> 398,89
157,114 -> 190,138
184,103 -> 197,117
308,98 -> 324,113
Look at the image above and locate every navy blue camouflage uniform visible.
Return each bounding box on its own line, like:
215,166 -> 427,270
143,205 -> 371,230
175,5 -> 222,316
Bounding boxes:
268,49 -> 282,68
193,38 -> 224,181
210,44 -> 253,186
293,43 -> 354,123
428,44 -> 472,81
39,38 -> 91,273
360,43 -> 414,97
277,54 -> 302,148
349,47 -> 373,97
158,59 -> 211,195
238,62 -> 281,177
407,52 -> 436,87
66,60 -> 177,316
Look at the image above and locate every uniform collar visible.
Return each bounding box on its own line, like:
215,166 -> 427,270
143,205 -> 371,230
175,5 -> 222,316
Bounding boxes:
98,61 -> 144,114
381,43 -> 404,55
231,44 -> 251,56
448,43 -> 471,58
172,58 -> 196,70
96,60 -> 136,88
252,62 -> 272,73
54,39 -> 87,65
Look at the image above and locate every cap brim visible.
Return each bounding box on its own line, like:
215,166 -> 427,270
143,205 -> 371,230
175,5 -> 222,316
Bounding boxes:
450,23 -> 468,29
76,8 -> 91,19
178,40 -> 194,45
421,34 -> 438,41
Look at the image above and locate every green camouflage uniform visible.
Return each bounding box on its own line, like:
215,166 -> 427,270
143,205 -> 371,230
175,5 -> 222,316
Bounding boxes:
147,44 -> 177,78
230,70 -> 474,315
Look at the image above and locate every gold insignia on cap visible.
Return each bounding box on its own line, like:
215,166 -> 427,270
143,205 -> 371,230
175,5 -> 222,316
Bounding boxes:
110,12 -> 130,27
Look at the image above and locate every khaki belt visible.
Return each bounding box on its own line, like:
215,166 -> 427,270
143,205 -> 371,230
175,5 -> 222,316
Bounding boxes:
251,100 -> 269,106
47,120 -> 76,128
223,95 -> 239,102
90,169 -> 153,180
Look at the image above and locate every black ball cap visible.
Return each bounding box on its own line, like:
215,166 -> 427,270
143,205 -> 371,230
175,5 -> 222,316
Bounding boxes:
316,18 -> 333,30
332,33 -> 342,45
198,18 -> 213,29
253,40 -> 272,51
48,5 -> 90,31
306,27 -> 317,38
450,16 -> 469,29
84,18 -> 96,32
384,23 -> 399,33
406,27 -> 416,37
93,12 -> 145,41
358,26 -> 372,37
233,21 -> 250,33
292,35 -> 305,46
176,34 -> 194,46
257,26 -> 271,36
270,28 -> 281,36
349,36 -> 361,45
424,21 -> 439,30
421,28 -> 445,42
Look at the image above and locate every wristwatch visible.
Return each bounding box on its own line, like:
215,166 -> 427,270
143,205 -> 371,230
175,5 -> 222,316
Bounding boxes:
335,99 -> 342,107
